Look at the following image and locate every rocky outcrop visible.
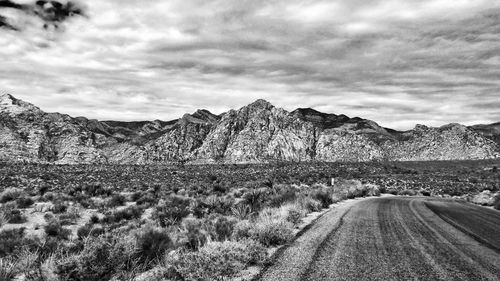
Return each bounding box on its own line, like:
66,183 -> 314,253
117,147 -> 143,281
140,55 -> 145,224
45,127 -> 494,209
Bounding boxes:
0,93 -> 499,164
0,94 -> 107,163
194,100 -> 317,163
470,122 -> 500,147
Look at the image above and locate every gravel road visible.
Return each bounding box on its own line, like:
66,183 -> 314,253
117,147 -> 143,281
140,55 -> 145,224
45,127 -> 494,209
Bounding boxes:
258,196 -> 500,281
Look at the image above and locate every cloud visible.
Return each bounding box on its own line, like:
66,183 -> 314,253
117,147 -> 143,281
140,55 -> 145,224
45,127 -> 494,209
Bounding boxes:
0,0 -> 86,31
0,0 -> 500,129
0,14 -> 17,29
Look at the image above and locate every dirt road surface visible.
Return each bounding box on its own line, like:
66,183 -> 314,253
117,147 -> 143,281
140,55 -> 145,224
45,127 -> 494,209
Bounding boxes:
258,196 -> 500,281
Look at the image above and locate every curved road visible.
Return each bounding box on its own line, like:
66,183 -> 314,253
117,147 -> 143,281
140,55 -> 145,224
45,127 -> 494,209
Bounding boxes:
259,197 -> 500,281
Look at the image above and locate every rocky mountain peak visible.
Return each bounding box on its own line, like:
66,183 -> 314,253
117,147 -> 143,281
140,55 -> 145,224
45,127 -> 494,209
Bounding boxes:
192,109 -> 219,123
0,93 -> 40,114
180,109 -> 219,125
0,93 -> 21,106
0,92 -> 14,100
292,108 -> 356,130
246,99 -> 274,110
414,124 -> 429,131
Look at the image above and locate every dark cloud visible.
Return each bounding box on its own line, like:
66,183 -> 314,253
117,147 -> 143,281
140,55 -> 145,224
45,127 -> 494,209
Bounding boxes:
0,0 -> 86,30
0,14 -> 17,30
33,0 -> 86,29
0,0 -> 22,9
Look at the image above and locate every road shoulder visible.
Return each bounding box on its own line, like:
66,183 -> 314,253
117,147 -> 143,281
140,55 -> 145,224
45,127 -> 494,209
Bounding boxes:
254,196 -> 373,281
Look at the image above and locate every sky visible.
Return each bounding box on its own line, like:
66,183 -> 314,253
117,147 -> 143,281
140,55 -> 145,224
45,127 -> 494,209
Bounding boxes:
0,0 -> 499,130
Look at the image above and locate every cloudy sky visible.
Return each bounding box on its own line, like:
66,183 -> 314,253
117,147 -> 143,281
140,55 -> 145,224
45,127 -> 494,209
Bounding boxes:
0,0 -> 499,129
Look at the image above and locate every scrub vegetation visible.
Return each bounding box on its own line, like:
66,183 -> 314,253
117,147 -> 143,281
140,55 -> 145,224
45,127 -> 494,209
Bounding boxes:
0,159 -> 498,280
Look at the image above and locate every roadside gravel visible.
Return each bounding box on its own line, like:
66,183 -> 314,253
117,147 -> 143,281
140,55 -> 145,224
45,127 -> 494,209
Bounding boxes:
255,197 -> 371,281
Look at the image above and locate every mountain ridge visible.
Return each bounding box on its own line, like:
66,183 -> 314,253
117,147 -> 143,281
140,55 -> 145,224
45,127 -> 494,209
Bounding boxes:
0,93 -> 499,164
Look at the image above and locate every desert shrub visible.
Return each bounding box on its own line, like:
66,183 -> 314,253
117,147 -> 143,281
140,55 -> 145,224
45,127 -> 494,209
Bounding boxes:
242,188 -> 268,213
364,184 -> 381,197
59,205 -> 81,224
37,254 -> 58,281
203,214 -> 238,241
280,203 -> 306,225
202,195 -> 235,216
231,203 -> 252,220
0,228 -> 43,257
38,184 -> 50,196
267,187 -> 298,208
42,192 -> 56,202
6,209 -> 27,224
131,191 -> 142,202
108,194 -> 126,207
43,212 -> 55,222
298,196 -> 322,212
331,193 -> 345,204
44,219 -> 71,239
51,202 -> 67,214
136,192 -> 157,206
89,214 -> 100,224
398,189 -> 418,196
75,197 -> 95,209
232,220 -> 253,241
177,217 -> 209,250
56,235 -> 135,281
190,199 -> 208,218
311,189 -> 333,208
13,249 -> 41,280
82,182 -> 112,197
0,188 -> 22,203
15,196 -> 34,208
338,180 -> 366,199
0,228 -> 25,256
153,195 -> 192,227
212,183 -> 227,193
1,201 -> 17,211
77,223 -> 105,239
172,240 -> 267,281
102,205 -> 143,224
386,188 -> 399,195
134,226 -> 174,263
239,239 -> 268,265
346,186 -> 361,199
250,208 -> 294,246
231,188 -> 246,198
421,190 -> 431,196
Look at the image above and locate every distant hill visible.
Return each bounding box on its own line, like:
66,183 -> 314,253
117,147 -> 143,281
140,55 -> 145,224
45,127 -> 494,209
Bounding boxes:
1,93 -> 498,164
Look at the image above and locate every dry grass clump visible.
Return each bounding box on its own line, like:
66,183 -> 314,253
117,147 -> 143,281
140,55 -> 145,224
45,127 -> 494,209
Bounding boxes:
0,188 -> 22,203
298,196 -> 323,212
4,208 -> 27,224
171,239 -> 267,280
250,208 -> 295,246
133,225 -> 174,263
0,258 -> 17,281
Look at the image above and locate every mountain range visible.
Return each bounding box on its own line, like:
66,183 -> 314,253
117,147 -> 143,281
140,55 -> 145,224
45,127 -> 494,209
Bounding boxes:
1,93 -> 499,164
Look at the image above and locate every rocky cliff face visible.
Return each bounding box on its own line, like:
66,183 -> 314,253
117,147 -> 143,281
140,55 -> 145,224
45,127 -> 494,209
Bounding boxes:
0,93 -> 498,164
